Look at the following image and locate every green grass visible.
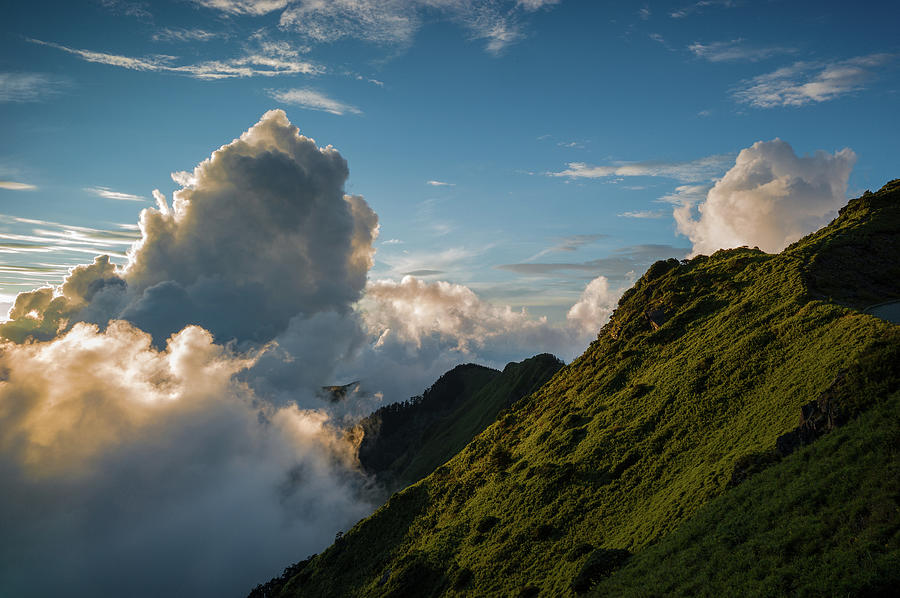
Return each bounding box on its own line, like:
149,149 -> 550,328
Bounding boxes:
254,180 -> 900,598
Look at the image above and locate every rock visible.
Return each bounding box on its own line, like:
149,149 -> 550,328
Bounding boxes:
776,370 -> 847,457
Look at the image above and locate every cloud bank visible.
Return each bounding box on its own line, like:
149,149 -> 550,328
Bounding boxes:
0,109 -> 627,597
0,321 -> 370,597
673,138 -> 856,255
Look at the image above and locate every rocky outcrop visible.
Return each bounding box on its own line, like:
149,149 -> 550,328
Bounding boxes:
775,370 -> 847,457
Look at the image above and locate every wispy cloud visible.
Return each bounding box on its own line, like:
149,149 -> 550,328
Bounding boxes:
689,39 -> 795,62
152,28 -> 220,43
0,214 -> 139,267
670,0 -> 736,19
548,154 -> 732,183
30,38 -> 321,80
498,244 -> 689,277
267,88 -> 361,115
99,0 -> 152,19
0,181 -> 37,191
619,210 -> 666,219
0,73 -> 67,103
732,54 -> 894,108
193,0 -> 558,55
426,180 -> 455,187
85,186 -> 146,202
525,233 -> 608,262
191,0 -> 288,15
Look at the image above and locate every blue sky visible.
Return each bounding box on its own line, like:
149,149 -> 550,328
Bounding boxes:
2,0 -> 899,318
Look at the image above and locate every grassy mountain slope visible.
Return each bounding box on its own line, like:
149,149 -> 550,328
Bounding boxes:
398,353 -> 564,488
257,180 -> 900,597
357,363 -> 500,487
357,354 -> 564,492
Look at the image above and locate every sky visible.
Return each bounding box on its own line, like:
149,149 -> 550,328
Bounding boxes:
1,1 -> 898,596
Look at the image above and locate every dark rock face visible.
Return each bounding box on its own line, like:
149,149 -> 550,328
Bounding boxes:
644,308 -> 668,331
776,370 -> 847,457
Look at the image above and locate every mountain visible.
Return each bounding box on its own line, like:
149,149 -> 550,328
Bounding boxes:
357,354 -> 565,492
251,180 -> 900,597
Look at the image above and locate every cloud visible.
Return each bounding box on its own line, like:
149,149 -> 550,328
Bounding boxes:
99,0 -> 152,19
0,320 -> 371,598
359,274 -> 616,369
498,244 -> 689,277
619,209 -> 665,219
30,38 -> 322,80
2,110 -> 378,347
516,0 -> 561,10
689,40 -> 795,62
0,73 -> 66,103
732,54 -> 893,108
85,186 -> 146,201
0,181 -> 37,190
673,138 -> 856,255
193,0 -> 559,54
152,28 -> 220,42
566,275 -> 620,333
549,154 -> 732,183
0,109 -> 647,597
268,88 -> 362,115
192,0 -> 289,15
427,180 -> 455,186
670,0 -> 735,19
122,109 -> 378,343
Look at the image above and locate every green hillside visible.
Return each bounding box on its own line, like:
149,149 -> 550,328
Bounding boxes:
357,355 -> 564,492
252,180 -> 900,597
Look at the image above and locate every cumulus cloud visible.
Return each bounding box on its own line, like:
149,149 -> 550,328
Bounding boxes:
0,321 -> 370,597
566,275 -> 620,333
673,138 -> 856,255
352,274 -> 628,399
0,108 -> 636,598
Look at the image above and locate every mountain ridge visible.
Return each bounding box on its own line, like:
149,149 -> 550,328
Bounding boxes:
251,180 -> 900,597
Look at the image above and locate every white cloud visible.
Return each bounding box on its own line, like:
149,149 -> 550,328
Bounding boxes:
0,320 -> 371,597
689,39 -> 795,62
30,38 -> 322,80
268,88 -> 362,115
86,186 -> 146,201
566,275 -> 619,333
0,181 -> 37,190
516,0 -> 561,10
619,209 -> 665,219
426,179 -> 455,186
192,0 -> 289,14
193,0 -> 560,54
732,54 -> 893,108
152,28 -> 220,42
0,73 -> 66,103
549,153 -> 732,183
673,138 -> 856,255
670,0 -> 735,19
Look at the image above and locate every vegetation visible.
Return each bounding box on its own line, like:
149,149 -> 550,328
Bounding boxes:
357,354 -> 563,492
251,180 -> 900,597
